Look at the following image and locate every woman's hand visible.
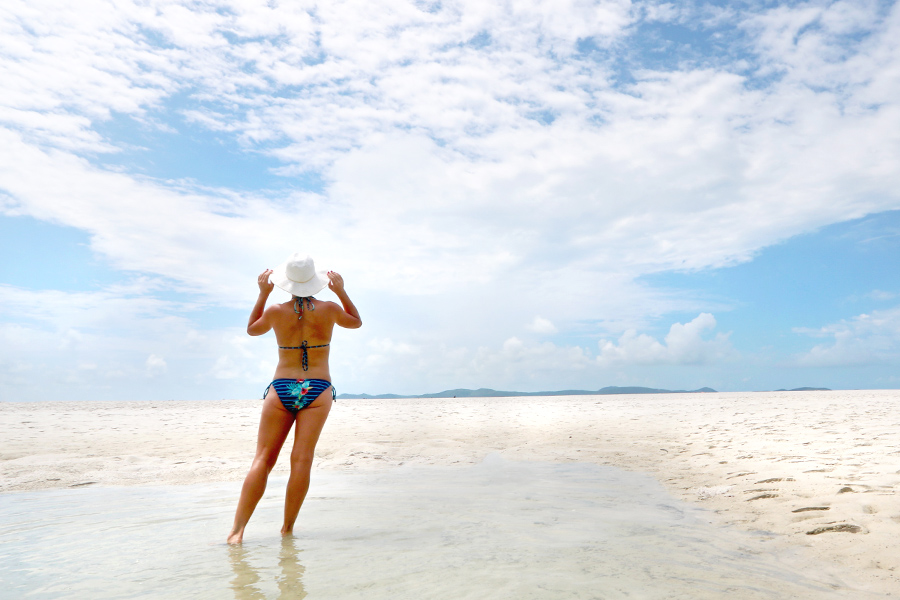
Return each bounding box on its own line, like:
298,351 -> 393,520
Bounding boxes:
258,269 -> 274,295
327,271 -> 345,294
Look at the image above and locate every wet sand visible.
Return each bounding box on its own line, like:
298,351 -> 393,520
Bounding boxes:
1,390 -> 898,595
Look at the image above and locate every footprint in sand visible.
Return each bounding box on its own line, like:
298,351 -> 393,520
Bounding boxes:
806,524 -> 864,535
746,493 -> 778,501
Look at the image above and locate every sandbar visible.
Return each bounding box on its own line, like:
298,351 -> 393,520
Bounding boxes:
1,390 -> 898,595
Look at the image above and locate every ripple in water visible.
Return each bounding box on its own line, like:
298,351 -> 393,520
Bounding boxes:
0,456 -> 866,599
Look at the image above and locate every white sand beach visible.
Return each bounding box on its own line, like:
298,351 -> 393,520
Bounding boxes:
2,390 -> 898,596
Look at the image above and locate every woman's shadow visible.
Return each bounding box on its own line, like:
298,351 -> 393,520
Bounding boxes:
229,536 -> 307,599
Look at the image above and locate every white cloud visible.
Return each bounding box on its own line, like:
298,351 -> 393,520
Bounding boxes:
1,1 -> 900,395
597,313 -> 735,366
146,354 -> 167,375
793,305 -> 900,367
868,290 -> 898,301
2,1 -> 899,304
0,284 -> 273,399
527,316 -> 558,334
333,333 -> 596,394
331,313 -> 735,394
496,337 -> 592,372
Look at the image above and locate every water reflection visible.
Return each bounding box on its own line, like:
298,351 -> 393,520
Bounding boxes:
229,537 -> 307,600
277,537 -> 307,599
1,462 -> 865,599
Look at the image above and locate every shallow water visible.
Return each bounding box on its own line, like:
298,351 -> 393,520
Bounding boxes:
0,456 -> 863,599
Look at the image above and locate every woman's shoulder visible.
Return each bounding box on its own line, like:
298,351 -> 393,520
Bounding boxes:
312,299 -> 342,314
265,300 -> 302,323
267,300 -> 294,314
313,298 -> 339,307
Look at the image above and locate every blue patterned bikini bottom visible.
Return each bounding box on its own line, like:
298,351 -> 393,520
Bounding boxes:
263,378 -> 334,414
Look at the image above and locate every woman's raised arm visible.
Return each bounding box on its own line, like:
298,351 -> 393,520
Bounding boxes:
247,269 -> 275,335
327,271 -> 362,329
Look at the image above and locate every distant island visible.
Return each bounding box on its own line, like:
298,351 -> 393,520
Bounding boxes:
339,386 -> 718,399
774,387 -> 832,392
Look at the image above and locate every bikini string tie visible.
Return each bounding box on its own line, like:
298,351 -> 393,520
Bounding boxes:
278,340 -> 329,371
293,296 -> 315,320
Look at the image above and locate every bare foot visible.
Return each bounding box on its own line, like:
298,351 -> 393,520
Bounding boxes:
226,530 -> 243,544
280,527 -> 294,537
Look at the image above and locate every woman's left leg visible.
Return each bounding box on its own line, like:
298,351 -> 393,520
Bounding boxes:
282,388 -> 333,535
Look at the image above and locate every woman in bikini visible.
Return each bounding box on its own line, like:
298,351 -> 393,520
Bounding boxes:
227,253 -> 362,544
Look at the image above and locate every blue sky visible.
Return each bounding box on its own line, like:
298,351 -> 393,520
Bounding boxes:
1,0 -> 899,401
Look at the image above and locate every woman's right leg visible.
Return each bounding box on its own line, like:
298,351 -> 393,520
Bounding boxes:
227,390 -> 296,544
282,389 -> 333,535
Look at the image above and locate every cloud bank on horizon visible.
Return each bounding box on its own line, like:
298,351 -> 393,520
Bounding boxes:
1,0 -> 899,400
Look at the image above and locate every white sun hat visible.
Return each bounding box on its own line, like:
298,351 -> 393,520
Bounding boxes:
271,253 -> 329,297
